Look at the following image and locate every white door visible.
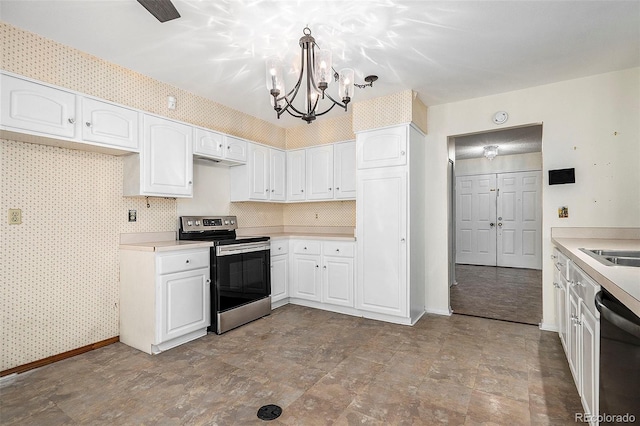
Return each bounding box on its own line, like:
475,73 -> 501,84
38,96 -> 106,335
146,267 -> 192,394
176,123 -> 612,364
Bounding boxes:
334,141 -> 356,199
306,145 -> 334,200
356,167 -> 407,317
142,115 -> 193,197
249,143 -> 269,200
287,150 -> 306,201
323,256 -> 354,307
497,171 -> 542,269
269,149 -> 286,201
81,98 -> 138,150
455,174 -> 497,266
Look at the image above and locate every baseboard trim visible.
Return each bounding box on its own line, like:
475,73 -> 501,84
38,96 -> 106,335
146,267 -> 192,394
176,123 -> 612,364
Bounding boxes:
539,322 -> 558,332
0,336 -> 119,377
425,307 -> 453,316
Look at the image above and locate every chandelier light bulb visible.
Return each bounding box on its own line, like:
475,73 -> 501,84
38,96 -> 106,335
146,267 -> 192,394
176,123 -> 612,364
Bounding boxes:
483,145 -> 499,160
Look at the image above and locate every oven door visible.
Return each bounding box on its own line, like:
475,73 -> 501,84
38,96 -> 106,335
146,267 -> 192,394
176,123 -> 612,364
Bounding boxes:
214,242 -> 271,313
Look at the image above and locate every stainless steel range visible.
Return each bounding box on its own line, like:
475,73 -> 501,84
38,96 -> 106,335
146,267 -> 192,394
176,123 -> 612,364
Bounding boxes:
178,216 -> 271,334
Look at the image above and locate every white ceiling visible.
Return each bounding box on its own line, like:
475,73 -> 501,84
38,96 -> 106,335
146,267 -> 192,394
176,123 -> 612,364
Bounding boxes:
454,125 -> 542,160
1,1 -> 638,128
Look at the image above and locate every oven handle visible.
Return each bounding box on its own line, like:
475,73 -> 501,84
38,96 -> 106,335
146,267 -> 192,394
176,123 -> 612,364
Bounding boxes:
595,291 -> 640,339
216,243 -> 270,256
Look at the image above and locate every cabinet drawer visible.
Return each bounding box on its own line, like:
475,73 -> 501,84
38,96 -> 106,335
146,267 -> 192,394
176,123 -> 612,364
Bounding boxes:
569,263 -> 600,315
271,240 -> 289,256
323,241 -> 354,258
292,240 -> 321,255
158,250 -> 209,275
553,248 -> 570,280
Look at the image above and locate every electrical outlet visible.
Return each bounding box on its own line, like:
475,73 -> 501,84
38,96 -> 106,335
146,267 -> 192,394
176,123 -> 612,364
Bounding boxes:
128,209 -> 137,222
315,213 -> 319,219
8,209 -> 21,225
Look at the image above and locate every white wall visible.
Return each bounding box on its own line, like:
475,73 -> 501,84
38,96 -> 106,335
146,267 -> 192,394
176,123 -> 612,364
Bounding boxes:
424,68 -> 640,328
455,152 -> 542,176
177,159 -> 231,217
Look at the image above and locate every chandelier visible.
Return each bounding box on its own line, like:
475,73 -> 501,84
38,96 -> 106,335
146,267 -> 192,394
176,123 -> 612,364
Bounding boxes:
483,145 -> 499,160
265,27 -> 377,124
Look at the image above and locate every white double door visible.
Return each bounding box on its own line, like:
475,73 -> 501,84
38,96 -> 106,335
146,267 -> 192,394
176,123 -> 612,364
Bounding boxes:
456,171 -> 542,269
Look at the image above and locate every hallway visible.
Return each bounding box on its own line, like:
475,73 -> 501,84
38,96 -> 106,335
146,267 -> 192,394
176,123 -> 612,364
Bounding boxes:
451,264 -> 542,325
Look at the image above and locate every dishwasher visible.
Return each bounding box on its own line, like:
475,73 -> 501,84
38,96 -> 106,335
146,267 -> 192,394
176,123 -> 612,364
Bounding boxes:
595,288 -> 640,424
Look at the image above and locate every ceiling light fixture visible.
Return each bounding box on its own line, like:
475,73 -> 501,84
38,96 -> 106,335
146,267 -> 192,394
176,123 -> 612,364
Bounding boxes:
483,145 -> 499,160
265,27 -> 377,124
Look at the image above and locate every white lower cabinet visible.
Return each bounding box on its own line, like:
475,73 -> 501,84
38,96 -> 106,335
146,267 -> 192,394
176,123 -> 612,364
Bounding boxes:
270,240 -> 289,304
554,246 -> 601,426
322,241 -> 355,308
291,241 -> 322,302
119,247 -> 210,355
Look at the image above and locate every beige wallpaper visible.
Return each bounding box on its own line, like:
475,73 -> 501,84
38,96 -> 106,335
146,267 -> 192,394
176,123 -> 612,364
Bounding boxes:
0,22 -> 285,148
1,139 -> 176,371
284,201 -> 356,227
229,202 -> 284,228
285,114 -> 355,149
412,92 -> 428,134
352,90 -> 414,133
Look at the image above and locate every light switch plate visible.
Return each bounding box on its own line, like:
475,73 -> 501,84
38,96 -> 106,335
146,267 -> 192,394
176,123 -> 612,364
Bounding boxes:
128,209 -> 137,222
8,208 -> 22,225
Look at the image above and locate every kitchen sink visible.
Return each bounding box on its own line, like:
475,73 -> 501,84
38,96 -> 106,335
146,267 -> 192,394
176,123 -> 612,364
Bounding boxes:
580,248 -> 640,267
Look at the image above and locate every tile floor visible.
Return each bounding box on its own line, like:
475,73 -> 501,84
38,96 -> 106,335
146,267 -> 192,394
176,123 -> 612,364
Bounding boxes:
451,264 -> 543,325
1,305 -> 582,425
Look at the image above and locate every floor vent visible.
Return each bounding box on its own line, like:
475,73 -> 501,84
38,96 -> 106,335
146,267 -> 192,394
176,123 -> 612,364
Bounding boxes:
257,404 -> 282,421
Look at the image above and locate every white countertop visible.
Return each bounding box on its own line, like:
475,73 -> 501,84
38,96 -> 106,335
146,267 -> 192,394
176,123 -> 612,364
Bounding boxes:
552,236 -> 640,317
259,233 -> 356,242
119,240 -> 213,252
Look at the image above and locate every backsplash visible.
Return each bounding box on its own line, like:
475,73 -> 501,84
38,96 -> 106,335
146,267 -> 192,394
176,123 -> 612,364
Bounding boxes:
283,201 -> 356,227
0,139 -> 176,371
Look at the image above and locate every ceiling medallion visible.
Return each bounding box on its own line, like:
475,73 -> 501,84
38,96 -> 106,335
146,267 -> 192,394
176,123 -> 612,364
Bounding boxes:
265,27 -> 377,124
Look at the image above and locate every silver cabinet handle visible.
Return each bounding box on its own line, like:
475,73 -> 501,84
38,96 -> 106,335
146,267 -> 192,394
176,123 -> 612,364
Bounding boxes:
227,146 -> 231,149
68,118 -> 75,124
206,279 -> 211,283
278,247 -> 282,251
188,181 -> 193,185
185,259 -> 190,263
400,151 -> 405,155
271,189 -> 275,192
315,265 -> 319,268
329,188 -> 332,191
323,265 -> 327,269
219,144 -> 223,148
301,189 -> 304,192
489,223 -> 495,227
85,122 -> 92,127
303,247 -> 307,250
336,187 -> 340,190
336,249 -> 340,252
401,238 -> 406,242
551,255 -> 557,259
497,222 -> 503,227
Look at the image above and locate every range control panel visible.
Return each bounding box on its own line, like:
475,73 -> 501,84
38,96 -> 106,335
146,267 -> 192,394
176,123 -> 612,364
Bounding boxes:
179,216 -> 237,232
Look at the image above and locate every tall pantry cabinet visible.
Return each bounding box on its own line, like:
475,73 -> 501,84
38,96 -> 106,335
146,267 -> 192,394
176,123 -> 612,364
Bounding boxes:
355,124 -> 426,325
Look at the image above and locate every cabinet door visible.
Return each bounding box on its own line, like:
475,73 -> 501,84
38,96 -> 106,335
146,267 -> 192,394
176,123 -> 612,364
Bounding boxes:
158,268 -> 210,344
323,256 -> 354,307
1,74 -> 76,138
568,286 -> 581,390
555,273 -> 568,354
249,143 -> 270,200
287,150 -> 306,201
225,135 -> 247,162
81,97 -> 138,150
334,141 -> 356,199
580,303 -> 599,421
357,125 -> 407,169
291,255 -> 321,301
270,255 -> 288,303
194,127 -> 225,158
270,149 -> 286,201
306,145 -> 334,200
356,168 -> 407,317
142,115 -> 193,197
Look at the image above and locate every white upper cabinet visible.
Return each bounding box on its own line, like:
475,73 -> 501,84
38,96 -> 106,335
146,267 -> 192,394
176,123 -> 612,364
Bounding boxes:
230,142 -> 285,202
194,127 -> 225,158
81,97 -> 139,150
225,135 -> 248,163
123,114 -> 193,198
357,125 -> 407,169
334,141 -> 356,199
1,73 -> 76,139
306,145 -> 334,200
287,149 -> 306,201
270,148 -> 286,201
193,128 -> 247,164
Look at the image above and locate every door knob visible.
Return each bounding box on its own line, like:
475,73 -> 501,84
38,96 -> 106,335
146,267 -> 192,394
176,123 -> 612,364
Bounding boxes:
498,223 -> 503,227
489,223 -> 495,227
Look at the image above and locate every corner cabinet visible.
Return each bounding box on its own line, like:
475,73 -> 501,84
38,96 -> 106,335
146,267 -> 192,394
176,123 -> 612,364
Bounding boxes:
306,145 -> 334,200
230,142 -> 286,202
287,149 -> 306,201
334,141 -> 356,199
123,114 -> 193,198
119,247 -> 211,355
356,124 -> 426,325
